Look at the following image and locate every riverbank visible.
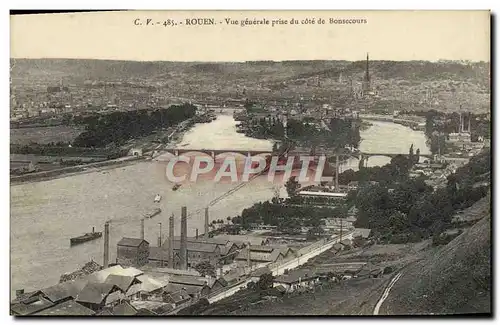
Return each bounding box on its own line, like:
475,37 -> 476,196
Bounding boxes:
10,156 -> 144,185
10,115 -> 431,295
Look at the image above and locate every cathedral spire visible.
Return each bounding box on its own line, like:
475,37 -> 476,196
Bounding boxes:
365,53 -> 370,82
362,53 -> 371,93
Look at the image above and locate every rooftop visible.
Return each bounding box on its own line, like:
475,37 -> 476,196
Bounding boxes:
130,300 -> 170,314
41,279 -> 89,303
212,234 -> 269,246
164,289 -> 192,303
353,228 -> 372,238
275,269 -> 319,284
172,236 -> 233,246
104,274 -> 136,292
33,300 -> 96,316
161,240 -> 220,253
112,301 -> 138,316
298,191 -> 348,198
143,266 -> 201,277
11,297 -> 54,316
168,275 -> 207,287
250,267 -> 272,278
118,237 -> 148,247
75,283 -> 117,305
85,265 -> 143,284
136,274 -> 168,293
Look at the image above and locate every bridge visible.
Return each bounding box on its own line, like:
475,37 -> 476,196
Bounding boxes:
154,147 -> 433,160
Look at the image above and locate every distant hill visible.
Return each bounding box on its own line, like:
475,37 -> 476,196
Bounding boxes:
10,58 -> 490,112
10,58 -> 489,84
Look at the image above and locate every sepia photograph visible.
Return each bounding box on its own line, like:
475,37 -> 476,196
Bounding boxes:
9,10 -> 491,316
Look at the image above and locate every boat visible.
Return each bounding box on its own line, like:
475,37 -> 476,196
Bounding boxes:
172,184 -> 181,191
145,208 -> 162,219
154,194 -> 162,203
70,228 -> 102,246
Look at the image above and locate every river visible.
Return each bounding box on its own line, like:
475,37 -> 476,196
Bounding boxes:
10,114 -> 430,294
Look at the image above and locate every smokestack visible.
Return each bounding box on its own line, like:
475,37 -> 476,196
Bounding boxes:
140,218 -> 145,240
196,228 -> 199,239
204,207 -> 209,239
180,207 -> 188,270
103,221 -> 110,268
247,242 -> 251,267
468,113 -> 471,133
169,214 -> 174,268
459,112 -> 463,133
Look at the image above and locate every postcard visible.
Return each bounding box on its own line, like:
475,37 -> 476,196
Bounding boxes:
9,10 -> 491,316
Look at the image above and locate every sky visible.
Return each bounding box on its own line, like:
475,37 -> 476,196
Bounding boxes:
10,10 -> 490,62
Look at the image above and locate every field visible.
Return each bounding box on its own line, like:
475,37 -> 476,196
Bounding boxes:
10,125 -> 84,145
381,202 -> 491,315
227,278 -> 388,316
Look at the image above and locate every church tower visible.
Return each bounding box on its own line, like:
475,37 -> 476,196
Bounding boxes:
362,53 -> 371,94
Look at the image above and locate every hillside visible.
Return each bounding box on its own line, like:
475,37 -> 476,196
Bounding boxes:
10,58 -> 489,85
379,192 -> 491,315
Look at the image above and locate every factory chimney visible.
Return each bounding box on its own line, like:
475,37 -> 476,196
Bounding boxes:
180,207 -> 188,270
168,213 -> 174,269
459,112 -> 463,133
468,114 -> 471,133
196,228 -> 199,239
103,221 -> 110,268
140,218 -> 145,240
204,207 -> 209,239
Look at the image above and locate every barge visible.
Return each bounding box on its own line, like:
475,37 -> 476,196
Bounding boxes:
145,208 -> 162,219
70,227 -> 102,246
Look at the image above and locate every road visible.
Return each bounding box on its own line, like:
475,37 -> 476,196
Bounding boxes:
373,271 -> 403,315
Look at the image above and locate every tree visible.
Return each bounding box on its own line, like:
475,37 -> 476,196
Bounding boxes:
194,261 -> 216,277
390,155 -> 410,178
285,176 -> 300,198
408,144 -> 414,168
247,281 -> 257,290
272,185 -> 282,204
257,273 -> 274,290
358,156 -> 365,170
415,148 -> 420,164
177,298 -> 209,315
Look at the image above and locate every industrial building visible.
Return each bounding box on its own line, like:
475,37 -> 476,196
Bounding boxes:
234,245 -> 295,266
161,239 -> 222,268
116,238 -> 150,267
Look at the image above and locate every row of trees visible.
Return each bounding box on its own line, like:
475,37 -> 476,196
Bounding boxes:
231,201 -> 338,235
243,101 -> 361,150
73,103 -> 196,147
10,143 -> 123,158
247,117 -> 286,139
340,154 -> 414,185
